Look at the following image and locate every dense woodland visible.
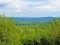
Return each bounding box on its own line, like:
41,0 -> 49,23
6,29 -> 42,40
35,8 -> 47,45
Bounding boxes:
0,15 -> 60,45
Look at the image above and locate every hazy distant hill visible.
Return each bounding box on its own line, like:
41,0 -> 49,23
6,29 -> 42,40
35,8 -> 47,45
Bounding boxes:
14,17 -> 56,22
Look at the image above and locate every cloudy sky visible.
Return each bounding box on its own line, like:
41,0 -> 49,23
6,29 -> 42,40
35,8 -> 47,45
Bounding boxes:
0,0 -> 60,17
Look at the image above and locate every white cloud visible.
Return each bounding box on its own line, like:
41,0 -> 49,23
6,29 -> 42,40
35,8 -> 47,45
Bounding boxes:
0,0 -> 60,15
0,0 -> 24,12
21,0 -> 60,11
33,0 -> 60,11
50,0 -> 60,9
0,0 -> 45,13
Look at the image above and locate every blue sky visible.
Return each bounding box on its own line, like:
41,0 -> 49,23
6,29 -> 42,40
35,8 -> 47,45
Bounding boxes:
0,0 -> 60,17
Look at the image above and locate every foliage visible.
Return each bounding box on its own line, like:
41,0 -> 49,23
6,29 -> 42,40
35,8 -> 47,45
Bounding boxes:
0,15 -> 60,45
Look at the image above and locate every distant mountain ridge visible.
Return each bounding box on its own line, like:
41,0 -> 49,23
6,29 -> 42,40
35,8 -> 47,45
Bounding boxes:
14,17 -> 60,22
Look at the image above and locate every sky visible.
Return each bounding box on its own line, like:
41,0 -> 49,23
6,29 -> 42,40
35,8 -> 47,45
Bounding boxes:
0,0 -> 60,17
